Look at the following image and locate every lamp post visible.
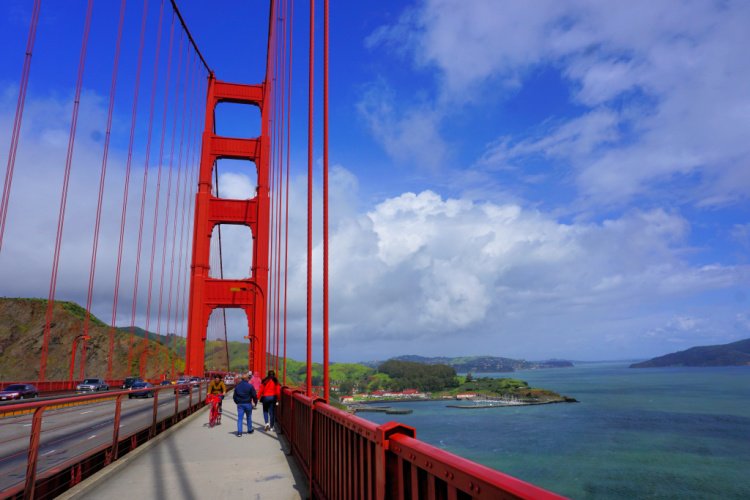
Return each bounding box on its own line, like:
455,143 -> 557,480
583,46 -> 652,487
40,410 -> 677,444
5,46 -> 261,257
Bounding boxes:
70,334 -> 91,386
243,335 -> 253,375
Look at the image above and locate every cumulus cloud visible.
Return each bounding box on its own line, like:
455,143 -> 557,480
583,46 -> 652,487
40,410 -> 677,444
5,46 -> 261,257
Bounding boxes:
368,0 -> 750,207
322,187 -> 748,360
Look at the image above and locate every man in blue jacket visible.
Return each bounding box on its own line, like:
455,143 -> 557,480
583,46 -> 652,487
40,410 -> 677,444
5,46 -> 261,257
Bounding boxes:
232,374 -> 258,436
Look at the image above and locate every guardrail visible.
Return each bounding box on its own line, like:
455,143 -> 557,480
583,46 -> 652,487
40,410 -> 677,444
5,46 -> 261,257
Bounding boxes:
278,388 -> 566,499
0,382 -> 207,499
0,380 -> 126,393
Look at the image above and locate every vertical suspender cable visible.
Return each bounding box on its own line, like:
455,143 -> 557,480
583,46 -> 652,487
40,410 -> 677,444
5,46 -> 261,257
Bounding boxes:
39,0 -> 95,382
0,0 -> 41,254
323,0 -> 330,403
275,1 -> 288,378
143,10 -> 176,377
306,0 -> 315,396
282,0 -> 295,388
213,157 -> 231,372
114,0 -> 150,378
156,32 -> 186,380
131,0 -> 166,378
264,0 -> 279,376
269,6 -> 284,378
83,0 -> 127,381
174,56 -> 199,373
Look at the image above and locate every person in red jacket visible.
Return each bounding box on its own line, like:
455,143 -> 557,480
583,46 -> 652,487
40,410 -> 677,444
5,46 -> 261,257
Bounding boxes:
258,370 -> 281,431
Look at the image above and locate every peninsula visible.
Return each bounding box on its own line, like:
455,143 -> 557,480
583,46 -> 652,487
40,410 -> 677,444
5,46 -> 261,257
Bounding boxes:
630,338 -> 750,368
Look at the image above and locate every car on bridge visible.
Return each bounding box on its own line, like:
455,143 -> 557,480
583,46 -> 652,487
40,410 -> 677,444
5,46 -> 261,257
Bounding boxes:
122,377 -> 143,389
176,378 -> 191,394
128,381 -> 155,398
0,384 -> 38,401
76,378 -> 109,392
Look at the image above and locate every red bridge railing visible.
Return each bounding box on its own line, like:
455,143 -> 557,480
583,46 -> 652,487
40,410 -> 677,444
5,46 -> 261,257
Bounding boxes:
278,388 -> 566,499
0,383 -> 207,499
0,379 -> 126,393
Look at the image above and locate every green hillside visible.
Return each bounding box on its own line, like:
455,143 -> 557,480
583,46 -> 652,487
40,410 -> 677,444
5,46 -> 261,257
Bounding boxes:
630,338 -> 750,367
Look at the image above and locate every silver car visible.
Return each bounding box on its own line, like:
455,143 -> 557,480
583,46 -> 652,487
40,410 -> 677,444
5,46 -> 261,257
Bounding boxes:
76,378 -> 109,392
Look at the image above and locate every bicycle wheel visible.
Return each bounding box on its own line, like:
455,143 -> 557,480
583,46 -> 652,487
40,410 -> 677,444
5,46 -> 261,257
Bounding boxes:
209,404 -> 218,427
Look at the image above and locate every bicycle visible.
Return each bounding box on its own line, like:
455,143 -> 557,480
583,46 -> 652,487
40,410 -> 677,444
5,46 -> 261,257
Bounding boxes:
207,393 -> 222,427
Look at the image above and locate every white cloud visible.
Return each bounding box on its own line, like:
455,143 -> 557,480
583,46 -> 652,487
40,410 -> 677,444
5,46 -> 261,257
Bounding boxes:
320,187 -> 748,360
369,0 -> 750,207
357,80 -> 448,170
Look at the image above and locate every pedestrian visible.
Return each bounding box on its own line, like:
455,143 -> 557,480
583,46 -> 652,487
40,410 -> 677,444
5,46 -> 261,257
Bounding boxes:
258,370 -> 281,431
232,374 -> 258,437
250,371 -> 262,392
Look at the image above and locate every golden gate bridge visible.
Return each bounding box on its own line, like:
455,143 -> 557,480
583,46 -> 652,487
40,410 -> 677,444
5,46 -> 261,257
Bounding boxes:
0,1 -> 563,498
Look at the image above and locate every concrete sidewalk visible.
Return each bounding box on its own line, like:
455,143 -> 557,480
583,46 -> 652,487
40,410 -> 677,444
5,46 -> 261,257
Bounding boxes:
65,402 -> 308,500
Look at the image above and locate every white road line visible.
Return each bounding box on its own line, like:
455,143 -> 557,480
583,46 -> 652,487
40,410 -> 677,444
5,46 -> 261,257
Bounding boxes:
80,410 -> 93,415
23,423 -> 31,427
42,449 -> 56,456
87,434 -> 96,440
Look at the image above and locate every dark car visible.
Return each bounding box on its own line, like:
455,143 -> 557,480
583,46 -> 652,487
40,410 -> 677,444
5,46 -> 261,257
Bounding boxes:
128,381 -> 154,399
76,378 -> 109,392
176,378 -> 191,394
122,377 -> 143,389
0,384 -> 38,401
159,380 -> 173,386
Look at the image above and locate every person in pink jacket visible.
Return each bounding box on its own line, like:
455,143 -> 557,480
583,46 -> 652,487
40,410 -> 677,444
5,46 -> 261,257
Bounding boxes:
250,371 -> 262,392
258,370 -> 281,431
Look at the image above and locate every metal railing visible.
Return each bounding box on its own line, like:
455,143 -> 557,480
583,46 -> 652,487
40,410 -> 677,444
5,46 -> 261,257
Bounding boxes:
0,380 -> 126,394
278,387 -> 566,499
0,382 -> 207,499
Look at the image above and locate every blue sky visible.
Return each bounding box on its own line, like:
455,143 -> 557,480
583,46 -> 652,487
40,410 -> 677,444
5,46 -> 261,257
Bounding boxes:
1,0 -> 749,363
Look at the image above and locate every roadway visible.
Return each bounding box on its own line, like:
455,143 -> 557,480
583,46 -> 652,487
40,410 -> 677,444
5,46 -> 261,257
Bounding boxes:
0,387 -> 203,493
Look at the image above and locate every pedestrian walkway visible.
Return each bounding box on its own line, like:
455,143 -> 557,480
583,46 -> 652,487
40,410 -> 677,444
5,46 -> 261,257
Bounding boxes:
63,402 -> 308,500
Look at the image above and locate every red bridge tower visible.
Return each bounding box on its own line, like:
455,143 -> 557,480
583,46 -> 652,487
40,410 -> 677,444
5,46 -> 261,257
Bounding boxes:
185,76 -> 270,377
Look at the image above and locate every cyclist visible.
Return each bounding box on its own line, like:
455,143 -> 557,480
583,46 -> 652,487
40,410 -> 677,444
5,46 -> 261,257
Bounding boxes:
207,374 -> 227,414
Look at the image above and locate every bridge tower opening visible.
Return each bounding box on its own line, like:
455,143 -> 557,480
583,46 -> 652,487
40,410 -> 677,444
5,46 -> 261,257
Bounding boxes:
185,77 -> 270,377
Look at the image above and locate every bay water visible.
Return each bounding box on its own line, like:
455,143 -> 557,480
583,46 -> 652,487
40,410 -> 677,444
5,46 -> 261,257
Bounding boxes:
360,362 -> 750,499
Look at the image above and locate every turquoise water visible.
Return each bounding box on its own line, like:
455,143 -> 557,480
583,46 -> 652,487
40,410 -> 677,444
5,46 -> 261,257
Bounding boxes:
360,363 -> 750,499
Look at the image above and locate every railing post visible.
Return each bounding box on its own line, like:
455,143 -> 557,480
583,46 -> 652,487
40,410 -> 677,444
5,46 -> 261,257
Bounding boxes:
23,406 -> 45,500
188,383 -> 193,412
173,386 -> 179,423
108,394 -> 124,464
374,422 -> 416,500
310,398 -> 317,498
151,389 -> 160,438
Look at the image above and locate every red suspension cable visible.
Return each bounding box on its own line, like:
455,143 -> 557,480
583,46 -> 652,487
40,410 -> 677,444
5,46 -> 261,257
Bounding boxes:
167,54 -> 196,378
142,10 -> 177,377
0,0 -> 41,254
130,0 -> 166,378
282,0 -> 295,387
323,0 -> 330,402
306,0 -> 315,396
81,0 -> 127,381
155,32 -> 186,378
115,0 -> 150,378
39,0 -> 95,381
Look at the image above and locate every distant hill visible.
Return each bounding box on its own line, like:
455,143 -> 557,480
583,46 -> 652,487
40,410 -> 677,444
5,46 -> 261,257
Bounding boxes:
365,354 -> 573,373
0,297 -> 179,380
630,338 -> 750,368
